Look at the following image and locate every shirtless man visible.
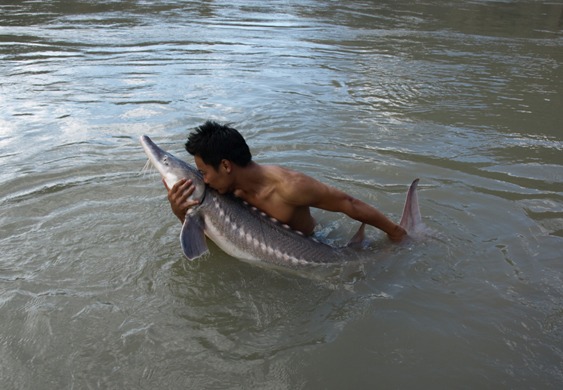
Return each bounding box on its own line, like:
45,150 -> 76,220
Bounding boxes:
165,121 -> 407,242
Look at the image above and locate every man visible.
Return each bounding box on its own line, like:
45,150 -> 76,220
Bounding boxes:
165,121 -> 407,242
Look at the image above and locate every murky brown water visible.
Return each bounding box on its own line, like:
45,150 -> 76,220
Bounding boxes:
1,1 -> 562,388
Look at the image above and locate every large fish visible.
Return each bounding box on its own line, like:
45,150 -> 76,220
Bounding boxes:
140,135 -> 425,266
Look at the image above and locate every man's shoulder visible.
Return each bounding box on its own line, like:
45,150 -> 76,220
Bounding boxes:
264,165 -> 312,185
265,166 -> 328,205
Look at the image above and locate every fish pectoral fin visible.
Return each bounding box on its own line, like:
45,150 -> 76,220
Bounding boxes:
180,214 -> 209,261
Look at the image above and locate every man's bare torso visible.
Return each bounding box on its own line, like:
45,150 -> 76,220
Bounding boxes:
233,165 -> 316,235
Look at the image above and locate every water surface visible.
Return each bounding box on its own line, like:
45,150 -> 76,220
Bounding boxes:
1,1 -> 562,388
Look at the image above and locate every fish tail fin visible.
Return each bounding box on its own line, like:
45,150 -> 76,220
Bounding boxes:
399,178 -> 426,236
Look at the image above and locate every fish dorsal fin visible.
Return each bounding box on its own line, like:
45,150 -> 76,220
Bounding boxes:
180,213 -> 209,260
347,223 -> 366,248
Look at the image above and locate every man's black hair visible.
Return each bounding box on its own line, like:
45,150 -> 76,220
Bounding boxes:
185,121 -> 252,169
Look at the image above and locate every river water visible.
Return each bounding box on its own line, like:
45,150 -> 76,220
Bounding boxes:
1,0 -> 562,388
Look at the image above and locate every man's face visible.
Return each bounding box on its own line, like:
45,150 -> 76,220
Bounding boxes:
194,155 -> 233,194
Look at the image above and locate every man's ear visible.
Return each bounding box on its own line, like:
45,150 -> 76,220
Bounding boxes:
221,159 -> 232,174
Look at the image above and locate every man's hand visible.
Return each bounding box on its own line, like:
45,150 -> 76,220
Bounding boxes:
163,178 -> 200,223
387,224 -> 407,242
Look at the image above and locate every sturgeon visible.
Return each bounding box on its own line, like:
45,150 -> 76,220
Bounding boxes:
140,135 -> 425,266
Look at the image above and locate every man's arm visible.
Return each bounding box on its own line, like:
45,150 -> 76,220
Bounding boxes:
280,172 -> 407,241
327,192 -> 407,241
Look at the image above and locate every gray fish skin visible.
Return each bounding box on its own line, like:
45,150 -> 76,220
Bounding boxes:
140,135 -> 423,266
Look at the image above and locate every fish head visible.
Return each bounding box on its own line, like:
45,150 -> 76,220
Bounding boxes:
140,135 -> 206,202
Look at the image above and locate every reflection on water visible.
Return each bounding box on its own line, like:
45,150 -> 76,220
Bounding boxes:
0,0 -> 562,388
